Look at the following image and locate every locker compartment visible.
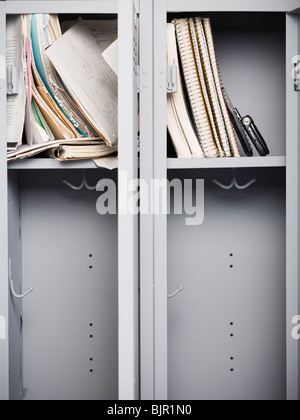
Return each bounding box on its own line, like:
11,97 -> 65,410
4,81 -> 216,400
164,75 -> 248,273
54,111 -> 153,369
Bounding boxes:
166,12 -> 286,159
8,169 -> 119,400
167,168 -> 286,400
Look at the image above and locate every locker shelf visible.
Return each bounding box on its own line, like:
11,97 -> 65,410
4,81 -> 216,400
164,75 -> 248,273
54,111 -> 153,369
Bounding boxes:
167,156 -> 286,170
7,159 -> 113,170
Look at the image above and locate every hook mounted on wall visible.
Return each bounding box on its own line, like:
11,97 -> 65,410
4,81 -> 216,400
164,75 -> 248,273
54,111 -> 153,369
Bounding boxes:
213,169 -> 256,190
63,170 -> 97,191
9,259 -> 34,299
167,286 -> 183,299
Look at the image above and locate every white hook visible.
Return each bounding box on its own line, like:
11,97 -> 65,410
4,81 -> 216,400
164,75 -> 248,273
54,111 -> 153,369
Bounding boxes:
213,178 -> 234,190
63,170 -> 97,191
167,286 -> 183,299
213,169 -> 256,190
9,259 -> 34,299
234,177 -> 256,190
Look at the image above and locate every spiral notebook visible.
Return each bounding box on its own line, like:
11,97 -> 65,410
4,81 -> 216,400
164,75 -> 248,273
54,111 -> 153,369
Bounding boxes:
167,22 -> 203,158
172,18 -> 241,158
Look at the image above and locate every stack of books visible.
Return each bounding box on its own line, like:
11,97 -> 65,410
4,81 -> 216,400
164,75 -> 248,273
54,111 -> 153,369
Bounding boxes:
167,18 -> 270,159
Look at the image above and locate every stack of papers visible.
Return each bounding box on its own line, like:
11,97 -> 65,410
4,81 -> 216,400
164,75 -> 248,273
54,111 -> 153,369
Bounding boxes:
6,14 -> 118,162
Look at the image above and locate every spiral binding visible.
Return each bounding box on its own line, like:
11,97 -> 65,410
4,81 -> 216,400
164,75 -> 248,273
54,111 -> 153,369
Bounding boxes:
188,18 -> 225,158
174,19 -> 218,158
201,18 -> 241,157
173,17 -> 241,159
194,17 -> 232,157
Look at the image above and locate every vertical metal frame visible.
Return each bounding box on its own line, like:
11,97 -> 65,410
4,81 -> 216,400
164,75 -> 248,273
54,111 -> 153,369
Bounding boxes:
0,0 -> 9,401
286,11 -> 300,401
153,0 -> 168,400
140,0 -> 155,400
118,0 -> 140,400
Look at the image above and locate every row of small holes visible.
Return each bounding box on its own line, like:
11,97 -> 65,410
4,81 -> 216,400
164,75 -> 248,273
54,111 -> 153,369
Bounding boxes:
90,322 -> 94,372
230,254 -> 234,269
230,320 -> 235,372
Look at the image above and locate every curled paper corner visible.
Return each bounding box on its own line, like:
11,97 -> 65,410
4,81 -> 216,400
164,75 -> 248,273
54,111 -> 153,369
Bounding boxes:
0,55 -> 5,80
0,315 -> 6,340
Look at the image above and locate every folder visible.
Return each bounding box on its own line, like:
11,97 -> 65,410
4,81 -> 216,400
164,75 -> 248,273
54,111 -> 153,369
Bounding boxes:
30,14 -> 96,139
46,19 -> 118,147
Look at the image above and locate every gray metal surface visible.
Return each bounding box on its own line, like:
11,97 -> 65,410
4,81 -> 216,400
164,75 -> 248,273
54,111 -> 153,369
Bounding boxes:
118,0 -> 139,400
140,0 -> 155,400
8,172 -> 23,400
167,0 -> 300,13
6,1 -> 117,14
167,157 -> 286,170
0,1 -> 9,401
211,13 -> 286,158
153,0 -> 168,401
286,13 -> 300,401
8,160 -> 100,170
167,169 -> 286,400
21,171 -> 118,400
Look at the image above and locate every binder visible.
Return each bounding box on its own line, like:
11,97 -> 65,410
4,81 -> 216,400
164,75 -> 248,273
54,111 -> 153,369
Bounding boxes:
188,18 -> 224,157
174,18 -> 219,158
167,22 -> 203,158
201,18 -> 241,157
172,17 -> 241,159
194,17 -> 232,157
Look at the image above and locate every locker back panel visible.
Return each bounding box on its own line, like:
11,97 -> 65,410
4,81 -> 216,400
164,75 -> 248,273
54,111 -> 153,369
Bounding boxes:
167,168 -> 286,400
20,170 -> 118,400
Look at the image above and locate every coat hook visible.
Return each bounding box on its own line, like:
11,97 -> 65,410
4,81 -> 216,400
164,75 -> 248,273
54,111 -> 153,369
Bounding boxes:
213,169 -> 256,190
63,170 -> 97,191
167,286 -> 183,299
9,259 -> 34,299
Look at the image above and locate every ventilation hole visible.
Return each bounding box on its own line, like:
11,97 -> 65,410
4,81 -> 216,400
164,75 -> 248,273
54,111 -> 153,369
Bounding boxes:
89,323 -> 93,327
230,357 -> 234,361
90,369 -> 93,373
230,253 -> 233,257
89,266 -> 93,269
90,358 -> 94,361
89,254 -> 93,258
230,322 -> 234,326
230,265 -> 233,268
230,369 -> 234,372
230,334 -> 234,337
90,335 -> 93,338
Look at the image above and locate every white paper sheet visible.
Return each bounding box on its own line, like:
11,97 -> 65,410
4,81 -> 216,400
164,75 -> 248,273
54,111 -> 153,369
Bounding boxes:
46,20 -> 118,146
6,15 -> 26,150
